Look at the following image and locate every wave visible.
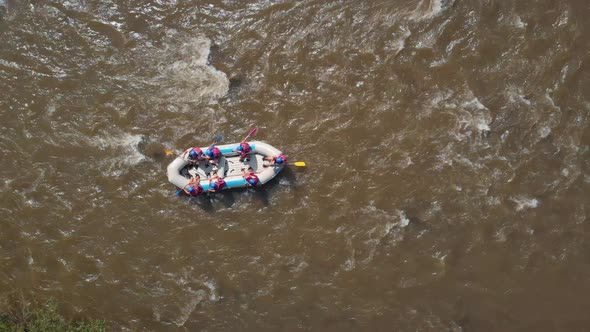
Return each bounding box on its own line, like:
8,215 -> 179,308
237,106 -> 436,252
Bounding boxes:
89,133 -> 146,175
151,33 -> 229,105
411,0 -> 455,21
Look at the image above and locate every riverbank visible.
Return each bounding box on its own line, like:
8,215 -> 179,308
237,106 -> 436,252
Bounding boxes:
0,297 -> 104,331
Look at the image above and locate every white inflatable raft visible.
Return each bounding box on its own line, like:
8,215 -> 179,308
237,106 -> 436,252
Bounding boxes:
166,141 -> 285,191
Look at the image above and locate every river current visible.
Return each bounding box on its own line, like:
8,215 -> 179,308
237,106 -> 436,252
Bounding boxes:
1,0 -> 589,330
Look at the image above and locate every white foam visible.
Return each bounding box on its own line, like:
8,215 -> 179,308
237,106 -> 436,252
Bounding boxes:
90,133 -> 146,173
411,0 -> 455,21
204,278 -> 220,302
173,289 -> 206,327
513,16 -> 526,29
545,93 -> 561,112
398,210 -> 410,227
155,35 -> 229,104
456,94 -> 491,140
343,258 -> 355,271
384,26 -> 411,56
463,98 -> 487,111
538,126 -> 551,138
398,155 -> 413,169
120,134 -> 146,165
555,9 -> 569,27
511,196 -> 540,211
475,117 -> 490,132
487,196 -> 501,205
506,86 -> 531,106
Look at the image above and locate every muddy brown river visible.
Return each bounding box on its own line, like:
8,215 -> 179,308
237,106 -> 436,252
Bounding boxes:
1,0 -> 589,330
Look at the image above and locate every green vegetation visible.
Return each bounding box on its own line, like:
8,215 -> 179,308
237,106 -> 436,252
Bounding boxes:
0,299 -> 105,332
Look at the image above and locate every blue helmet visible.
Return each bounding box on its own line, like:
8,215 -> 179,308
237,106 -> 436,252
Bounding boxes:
210,182 -> 218,189
189,150 -> 198,159
205,150 -> 214,157
187,186 -> 195,193
276,157 -> 284,164
247,178 -> 257,185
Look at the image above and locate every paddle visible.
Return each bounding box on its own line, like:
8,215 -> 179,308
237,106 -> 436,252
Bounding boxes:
209,134 -> 223,148
241,127 -> 258,143
264,160 -> 306,167
269,161 -> 306,167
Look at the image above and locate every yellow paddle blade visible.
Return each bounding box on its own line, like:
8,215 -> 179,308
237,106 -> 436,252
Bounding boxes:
164,149 -> 175,156
293,161 -> 306,167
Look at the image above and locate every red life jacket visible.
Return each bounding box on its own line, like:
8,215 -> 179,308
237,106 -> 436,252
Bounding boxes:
210,146 -> 221,158
245,172 -> 259,186
240,142 -> 251,154
276,154 -> 287,164
188,185 -> 203,196
209,177 -> 226,191
216,177 -> 226,190
188,147 -> 203,160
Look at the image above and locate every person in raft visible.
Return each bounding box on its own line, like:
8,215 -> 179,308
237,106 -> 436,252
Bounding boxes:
183,174 -> 203,196
204,145 -> 222,166
242,167 -> 259,187
207,171 -> 226,193
263,153 -> 287,167
184,147 -> 204,165
234,141 -> 252,162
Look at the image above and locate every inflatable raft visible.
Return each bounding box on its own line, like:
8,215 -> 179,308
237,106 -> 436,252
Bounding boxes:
166,141 -> 285,191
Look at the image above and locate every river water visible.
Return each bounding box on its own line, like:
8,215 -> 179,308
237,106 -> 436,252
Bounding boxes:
1,0 -> 589,330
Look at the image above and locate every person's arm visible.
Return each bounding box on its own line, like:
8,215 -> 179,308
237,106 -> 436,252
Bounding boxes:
194,176 -> 201,185
181,148 -> 192,160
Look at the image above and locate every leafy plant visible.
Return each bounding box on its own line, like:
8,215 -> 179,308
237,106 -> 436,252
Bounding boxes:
0,297 -> 105,332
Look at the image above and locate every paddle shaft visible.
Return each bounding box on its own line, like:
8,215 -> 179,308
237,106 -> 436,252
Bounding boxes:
241,127 -> 258,143
266,161 -> 306,167
208,134 -> 224,149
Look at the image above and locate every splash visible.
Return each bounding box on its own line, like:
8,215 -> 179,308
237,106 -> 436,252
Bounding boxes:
153,34 -> 229,105
173,290 -> 206,327
398,210 -> 410,227
411,0 -> 455,21
90,133 -> 146,175
511,196 -> 540,211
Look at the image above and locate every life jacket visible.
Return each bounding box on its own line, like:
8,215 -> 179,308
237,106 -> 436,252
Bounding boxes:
188,147 -> 203,160
187,185 -> 203,196
275,154 -> 287,164
207,146 -> 221,159
239,142 -> 251,154
245,172 -> 259,186
213,177 -> 226,190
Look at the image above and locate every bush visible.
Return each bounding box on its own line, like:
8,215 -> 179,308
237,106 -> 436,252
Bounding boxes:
0,298 -> 105,332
